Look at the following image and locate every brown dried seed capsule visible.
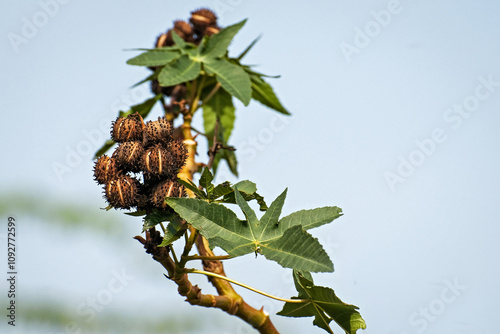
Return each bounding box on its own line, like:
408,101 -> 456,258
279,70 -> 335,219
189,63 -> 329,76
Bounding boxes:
114,141 -> 144,173
150,179 -> 185,209
143,117 -> 173,145
93,155 -> 119,184
111,113 -> 144,143
190,8 -> 217,28
155,33 -> 169,48
168,139 -> 188,172
104,176 -> 139,209
173,20 -> 193,41
204,26 -> 220,36
142,144 -> 176,178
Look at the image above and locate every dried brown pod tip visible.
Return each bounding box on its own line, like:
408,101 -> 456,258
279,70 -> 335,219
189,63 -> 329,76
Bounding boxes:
190,8 -> 217,28
93,155 -> 119,185
104,176 -> 139,209
114,141 -> 145,173
150,179 -> 185,208
143,117 -> 173,145
111,113 -> 144,143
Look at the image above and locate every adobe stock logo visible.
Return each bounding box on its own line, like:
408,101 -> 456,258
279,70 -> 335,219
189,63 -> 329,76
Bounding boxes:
396,278 -> 466,334
7,0 -> 72,54
384,75 -> 499,192
340,0 -> 404,63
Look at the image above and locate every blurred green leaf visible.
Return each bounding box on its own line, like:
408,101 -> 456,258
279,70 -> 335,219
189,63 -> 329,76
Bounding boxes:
201,19 -> 247,59
158,55 -> 201,87
203,88 -> 235,143
93,139 -> 115,159
278,270 -> 366,334
250,74 -> 290,115
237,34 -> 262,60
204,58 -> 251,106
127,49 -> 181,66
158,216 -> 187,246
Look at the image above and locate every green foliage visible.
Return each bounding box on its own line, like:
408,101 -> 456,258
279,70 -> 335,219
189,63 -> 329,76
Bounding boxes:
250,74 -> 289,115
202,87 -> 235,143
127,49 -> 181,66
204,58 -> 251,105
92,12 -> 364,334
113,19 -> 289,175
166,187 -> 336,273
158,55 -> 201,87
278,270 -> 367,334
201,20 -> 247,59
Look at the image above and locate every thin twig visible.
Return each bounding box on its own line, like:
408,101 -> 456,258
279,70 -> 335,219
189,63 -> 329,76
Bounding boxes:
206,118 -> 220,171
186,269 -> 308,304
183,255 -> 231,262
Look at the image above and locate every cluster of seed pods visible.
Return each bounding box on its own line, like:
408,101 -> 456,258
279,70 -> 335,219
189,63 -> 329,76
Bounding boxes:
93,113 -> 187,210
151,8 -> 221,97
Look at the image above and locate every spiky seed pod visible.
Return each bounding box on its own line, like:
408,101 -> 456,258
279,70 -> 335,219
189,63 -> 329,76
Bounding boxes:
114,141 -> 145,173
111,113 -> 144,143
142,144 -> 176,178
143,117 -> 173,145
190,8 -> 217,28
173,20 -> 194,41
150,179 -> 185,208
155,33 -> 169,48
151,80 -> 174,97
204,26 -> 220,36
93,155 -> 119,185
169,139 -> 188,172
104,176 -> 139,209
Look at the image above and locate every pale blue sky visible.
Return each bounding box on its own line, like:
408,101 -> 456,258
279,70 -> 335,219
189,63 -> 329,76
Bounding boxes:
1,1 -> 500,333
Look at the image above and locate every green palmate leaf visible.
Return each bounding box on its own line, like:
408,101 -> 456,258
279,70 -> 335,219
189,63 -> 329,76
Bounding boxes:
142,210 -> 179,233
199,168 -> 215,195
158,216 -> 188,247
278,271 -> 366,334
219,149 -> 239,176
124,210 -> 147,217
221,180 -> 267,211
264,206 -> 343,241
262,225 -> 333,272
171,31 -> 187,49
131,71 -> 157,88
93,139 -> 115,159
203,88 -> 236,143
237,34 -> 262,60
204,58 -> 251,105
165,197 -> 253,254
166,190 -> 333,272
126,49 -> 181,66
212,181 -> 233,199
177,178 -> 207,199
211,143 -> 239,178
202,19 -> 247,59
158,55 -> 201,87
250,74 -> 290,115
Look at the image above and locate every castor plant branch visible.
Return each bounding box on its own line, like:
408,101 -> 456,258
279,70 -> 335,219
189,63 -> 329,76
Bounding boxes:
93,8 -> 365,334
182,254 -> 231,262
